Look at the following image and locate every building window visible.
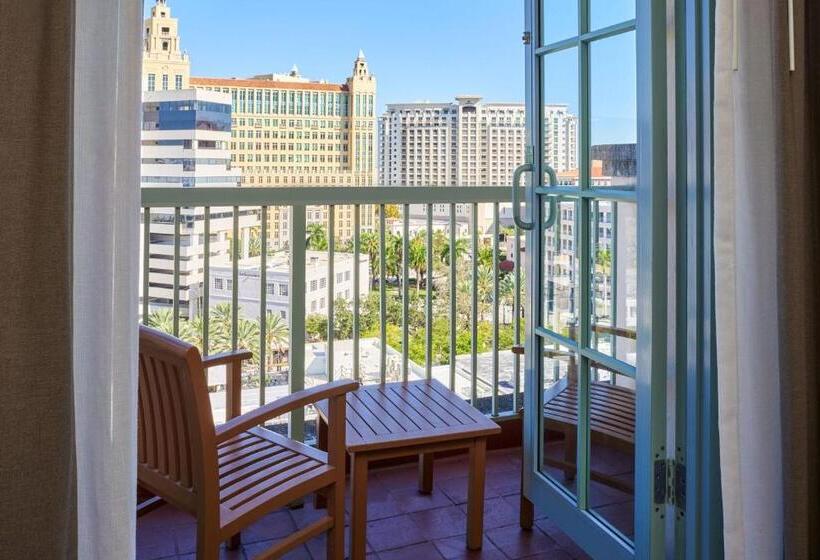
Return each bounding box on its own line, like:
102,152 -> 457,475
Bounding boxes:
147,74 -> 156,92
310,279 -> 318,291
175,75 -> 183,90
267,283 -> 276,295
162,74 -> 169,91
214,278 -> 224,290
279,284 -> 288,296
162,41 -> 169,51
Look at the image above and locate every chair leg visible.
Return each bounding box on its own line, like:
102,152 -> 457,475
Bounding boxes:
196,522 -> 220,560
326,479 -> 346,560
315,417 -> 329,509
226,533 -> 240,550
563,426 -> 577,482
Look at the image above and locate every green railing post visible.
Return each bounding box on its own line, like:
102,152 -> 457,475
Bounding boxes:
289,204 -> 306,442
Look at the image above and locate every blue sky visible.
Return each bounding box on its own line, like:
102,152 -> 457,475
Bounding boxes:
147,0 -> 525,113
146,0 -> 636,144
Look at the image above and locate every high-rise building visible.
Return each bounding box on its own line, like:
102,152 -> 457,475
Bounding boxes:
190,53 -> 378,248
378,96 -> 576,230
142,0 -> 378,249
140,89 -> 256,319
142,0 -> 190,93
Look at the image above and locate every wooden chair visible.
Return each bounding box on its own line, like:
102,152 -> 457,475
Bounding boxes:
137,325 -> 358,560
512,327 -> 636,529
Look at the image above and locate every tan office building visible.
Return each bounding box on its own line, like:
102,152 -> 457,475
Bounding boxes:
142,0 -> 378,249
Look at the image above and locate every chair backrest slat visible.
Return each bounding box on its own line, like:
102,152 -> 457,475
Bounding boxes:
138,326 -> 218,513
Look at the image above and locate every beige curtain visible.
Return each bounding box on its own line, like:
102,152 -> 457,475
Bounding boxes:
0,1 -> 142,557
714,0 -> 783,558
0,1 -> 78,557
716,0 -> 820,558
773,0 -> 820,557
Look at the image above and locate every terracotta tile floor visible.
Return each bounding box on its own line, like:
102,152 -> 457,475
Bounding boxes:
137,447 -> 615,560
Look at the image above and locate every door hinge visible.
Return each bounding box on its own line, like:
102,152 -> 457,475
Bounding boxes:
654,458 -> 686,514
522,31 -> 531,45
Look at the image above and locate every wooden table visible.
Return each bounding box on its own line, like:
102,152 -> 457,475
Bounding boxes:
314,379 -> 501,560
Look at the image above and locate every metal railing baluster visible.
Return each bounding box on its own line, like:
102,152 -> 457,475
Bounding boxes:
259,207 -> 267,405
203,208 -> 210,355
289,204 -> 306,442
327,205 -> 335,382
471,203 -> 478,405
353,205 -> 361,382
513,224 -> 521,413
491,203 -> 499,416
231,206 -> 239,352
379,204 -> 386,383
173,207 -> 181,337
142,207 -> 150,323
449,204 -> 456,392
425,204 -> 433,381
138,186 -> 535,420
402,204 -> 410,382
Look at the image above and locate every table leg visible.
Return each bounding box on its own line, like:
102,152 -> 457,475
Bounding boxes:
466,438 -> 487,550
314,416 -> 329,509
350,453 -> 369,560
418,453 -> 433,494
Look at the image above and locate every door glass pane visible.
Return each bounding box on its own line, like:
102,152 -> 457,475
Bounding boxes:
541,0 -> 578,46
588,367 -> 635,541
539,339 -> 578,498
589,31 -> 637,190
542,48 -> 579,187
590,0 -> 635,31
543,198 -> 578,338
589,200 -> 637,365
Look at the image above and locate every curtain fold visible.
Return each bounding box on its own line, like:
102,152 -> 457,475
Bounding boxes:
72,0 -> 142,558
773,0 -> 820,557
0,1 -> 77,557
713,0 -> 783,558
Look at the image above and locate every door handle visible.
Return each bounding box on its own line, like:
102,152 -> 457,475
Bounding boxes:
513,163 -> 559,231
512,163 -> 534,230
543,165 -> 558,230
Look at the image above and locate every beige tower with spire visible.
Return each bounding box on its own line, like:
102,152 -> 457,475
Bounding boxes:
142,0 -> 190,92
346,50 -> 377,186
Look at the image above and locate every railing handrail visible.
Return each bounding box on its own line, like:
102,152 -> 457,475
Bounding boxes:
141,185 -> 518,207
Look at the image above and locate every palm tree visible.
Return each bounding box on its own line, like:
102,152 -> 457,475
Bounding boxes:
439,237 -> 469,266
408,234 -> 427,292
384,232 -> 402,282
306,223 -> 328,251
499,273 -> 516,324
477,244 -> 494,268
146,308 -> 174,334
263,311 -> 289,371
359,231 -> 379,279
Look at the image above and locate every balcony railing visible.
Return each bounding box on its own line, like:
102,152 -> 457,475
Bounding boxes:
140,186 -> 524,441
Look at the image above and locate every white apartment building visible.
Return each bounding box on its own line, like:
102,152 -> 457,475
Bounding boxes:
209,251 -> 370,320
140,89 -> 257,319
378,96 -> 577,231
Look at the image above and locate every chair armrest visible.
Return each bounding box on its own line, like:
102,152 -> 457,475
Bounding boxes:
215,379 -> 359,443
202,350 -> 253,368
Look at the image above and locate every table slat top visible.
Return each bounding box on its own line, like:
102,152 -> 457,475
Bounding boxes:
315,380 -> 501,453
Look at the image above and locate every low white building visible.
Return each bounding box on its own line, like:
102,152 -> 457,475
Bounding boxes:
208,250 -> 370,320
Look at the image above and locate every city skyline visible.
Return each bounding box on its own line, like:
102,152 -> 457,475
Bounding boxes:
142,0 -> 526,115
